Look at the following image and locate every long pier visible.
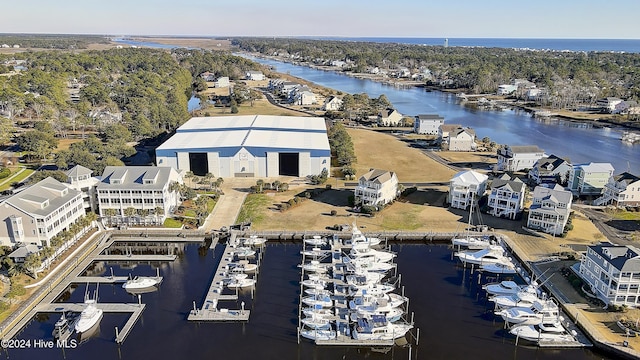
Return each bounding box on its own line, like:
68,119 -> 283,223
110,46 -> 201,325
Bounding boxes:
94,254 -> 177,261
188,234 -> 264,321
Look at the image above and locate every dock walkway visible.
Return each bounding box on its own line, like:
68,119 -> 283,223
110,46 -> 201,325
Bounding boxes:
94,254 -> 177,261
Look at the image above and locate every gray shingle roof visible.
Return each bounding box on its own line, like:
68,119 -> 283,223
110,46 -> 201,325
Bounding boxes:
4,177 -> 81,217
591,243 -> 640,272
360,169 -> 395,184
65,165 -> 93,179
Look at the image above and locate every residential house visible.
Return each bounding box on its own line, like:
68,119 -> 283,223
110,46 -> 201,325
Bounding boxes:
330,60 -> 346,68
487,174 -> 525,220
413,114 -> 444,135
526,87 -> 544,101
377,108 -> 403,126
0,177 -> 84,247
496,145 -> 546,172
295,90 -> 316,106
579,243 -> 640,307
595,172 -> 640,207
246,71 -> 265,81
448,128 -> 476,151
65,165 -> 100,212
528,155 -> 572,185
199,71 -> 216,82
568,163 -> 615,196
97,166 -> 183,226
526,184 -> 573,236
354,169 -> 399,206
597,97 -> 624,113
497,84 -> 517,95
214,76 -> 230,88
448,170 -> 488,209
322,96 -> 343,111
438,124 -> 463,143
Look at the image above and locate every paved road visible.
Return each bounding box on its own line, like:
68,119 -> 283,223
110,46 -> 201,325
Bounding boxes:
574,204 -> 633,244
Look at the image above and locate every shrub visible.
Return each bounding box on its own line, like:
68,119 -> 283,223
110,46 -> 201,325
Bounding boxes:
330,210 -> 337,216
325,184 -> 332,190
0,168 -> 10,179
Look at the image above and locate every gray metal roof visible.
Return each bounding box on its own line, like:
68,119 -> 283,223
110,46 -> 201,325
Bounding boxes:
97,166 -> 174,190
4,177 -> 81,217
65,165 -> 93,178
532,185 -> 572,204
491,178 -> 525,193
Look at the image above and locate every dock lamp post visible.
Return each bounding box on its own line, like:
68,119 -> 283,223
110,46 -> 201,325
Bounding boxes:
241,301 -> 245,315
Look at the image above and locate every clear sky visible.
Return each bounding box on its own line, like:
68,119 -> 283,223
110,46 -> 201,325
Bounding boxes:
4,0 -> 639,39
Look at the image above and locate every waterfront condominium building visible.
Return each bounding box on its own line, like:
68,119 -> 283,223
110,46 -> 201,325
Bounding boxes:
595,172 -> 640,207
97,166 -> 183,226
354,169 -> 399,207
579,243 -> 640,307
448,170 -> 488,209
568,162 -> 615,196
496,145 -> 546,172
65,164 -> 100,213
526,184 -> 573,236
0,177 -> 84,247
487,174 -> 525,220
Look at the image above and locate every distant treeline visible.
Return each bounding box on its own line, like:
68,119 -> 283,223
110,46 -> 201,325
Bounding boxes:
0,34 -> 109,49
232,38 -> 640,106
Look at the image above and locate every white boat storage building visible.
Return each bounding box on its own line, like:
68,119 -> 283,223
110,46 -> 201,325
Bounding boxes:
155,116 -> 331,178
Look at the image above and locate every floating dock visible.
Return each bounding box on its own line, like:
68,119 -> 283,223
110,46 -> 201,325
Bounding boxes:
188,236 -> 263,321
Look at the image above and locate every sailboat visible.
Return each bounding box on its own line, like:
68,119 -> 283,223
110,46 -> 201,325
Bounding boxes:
451,192 -> 494,249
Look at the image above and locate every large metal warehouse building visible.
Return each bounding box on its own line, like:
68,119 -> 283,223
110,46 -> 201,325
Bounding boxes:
155,115 -> 331,178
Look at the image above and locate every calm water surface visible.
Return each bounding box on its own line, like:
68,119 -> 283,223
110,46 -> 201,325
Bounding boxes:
3,243 -> 612,360
247,56 -> 639,173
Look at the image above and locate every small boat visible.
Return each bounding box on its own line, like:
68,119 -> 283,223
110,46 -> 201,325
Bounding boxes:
509,320 -> 576,343
304,288 -> 332,297
349,247 -> 395,263
304,235 -> 327,246
301,247 -> 330,258
481,261 -> 517,274
122,276 -> 160,291
228,260 -> 258,273
451,236 -> 494,250
243,235 -> 267,247
302,306 -> 335,319
226,277 -> 256,289
349,293 -> 406,313
343,225 -> 381,249
301,312 -> 333,330
350,307 -> 404,323
232,247 -> 256,258
52,312 -> 76,340
345,272 -> 386,288
490,290 -> 546,310
343,256 -> 395,273
352,315 -> 413,341
301,277 -> 328,290
300,328 -> 337,341
75,292 -> 103,334
496,299 -> 560,325
347,283 -> 396,297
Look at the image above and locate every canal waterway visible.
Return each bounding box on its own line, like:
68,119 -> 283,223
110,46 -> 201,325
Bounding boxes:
3,242 -> 612,360
246,55 -> 639,174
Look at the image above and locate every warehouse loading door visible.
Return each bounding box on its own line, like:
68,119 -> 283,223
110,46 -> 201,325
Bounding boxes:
189,153 -> 209,176
278,153 -> 299,176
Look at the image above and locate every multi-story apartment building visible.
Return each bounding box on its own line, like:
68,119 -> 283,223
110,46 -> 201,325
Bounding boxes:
354,169 -> 399,206
65,165 -> 99,212
579,243 -> 640,307
487,175 -> 525,220
448,170 -> 488,209
0,177 -> 84,247
526,184 -> 573,236
568,162 -> 615,196
97,166 -> 183,225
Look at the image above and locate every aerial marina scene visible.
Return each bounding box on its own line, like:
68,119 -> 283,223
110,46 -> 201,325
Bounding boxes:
0,1 -> 640,360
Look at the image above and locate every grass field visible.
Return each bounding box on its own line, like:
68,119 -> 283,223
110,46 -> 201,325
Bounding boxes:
0,167 -> 34,191
194,97 -> 307,117
56,138 -> 84,151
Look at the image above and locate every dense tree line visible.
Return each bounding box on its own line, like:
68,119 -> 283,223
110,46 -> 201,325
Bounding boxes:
0,34 -> 109,49
232,38 -> 640,107
327,123 -> 356,176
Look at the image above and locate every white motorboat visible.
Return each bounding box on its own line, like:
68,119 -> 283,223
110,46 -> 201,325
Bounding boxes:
347,283 -> 396,297
304,288 -> 332,297
304,235 -> 327,247
227,277 -> 256,289
496,299 -> 560,325
228,260 -> 258,273
344,225 -> 381,249
243,235 -> 267,246
302,306 -> 335,319
352,315 -> 413,341
301,247 -> 331,258
345,272 -> 385,288
301,277 -> 328,290
232,246 -> 256,258
450,193 -> 494,250
122,276 -> 160,291
302,294 -> 333,308
349,293 -> 407,313
483,281 -> 537,297
490,290 -> 546,310
343,256 -> 395,273
300,328 -> 337,341
509,320 -> 576,343
52,312 -> 76,340
301,312 -> 333,330
75,299 -> 103,334
299,260 -> 331,273
481,261 -> 517,274
455,246 -> 508,266
350,307 -> 404,323
349,247 -> 395,263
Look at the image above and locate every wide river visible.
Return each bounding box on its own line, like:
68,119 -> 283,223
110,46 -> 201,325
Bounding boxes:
246,56 -> 640,174
4,242 -> 613,360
